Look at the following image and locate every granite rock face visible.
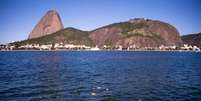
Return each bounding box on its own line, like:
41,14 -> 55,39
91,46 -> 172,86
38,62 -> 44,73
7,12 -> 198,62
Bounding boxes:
89,18 -> 183,48
28,10 -> 64,39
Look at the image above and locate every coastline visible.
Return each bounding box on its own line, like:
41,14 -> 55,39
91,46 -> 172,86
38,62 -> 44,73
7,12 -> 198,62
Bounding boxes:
0,49 -> 200,52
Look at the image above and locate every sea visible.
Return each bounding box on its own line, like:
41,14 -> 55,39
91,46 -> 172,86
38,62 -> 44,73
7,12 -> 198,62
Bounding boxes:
0,51 -> 201,101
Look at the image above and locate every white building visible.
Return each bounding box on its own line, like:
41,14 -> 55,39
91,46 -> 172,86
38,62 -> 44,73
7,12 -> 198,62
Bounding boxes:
90,46 -> 100,51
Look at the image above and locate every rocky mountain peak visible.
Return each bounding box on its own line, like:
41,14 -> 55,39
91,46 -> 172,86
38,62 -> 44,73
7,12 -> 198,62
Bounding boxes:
28,10 -> 64,39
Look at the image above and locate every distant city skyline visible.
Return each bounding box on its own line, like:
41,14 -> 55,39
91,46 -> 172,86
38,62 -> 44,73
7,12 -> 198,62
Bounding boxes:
0,0 -> 201,44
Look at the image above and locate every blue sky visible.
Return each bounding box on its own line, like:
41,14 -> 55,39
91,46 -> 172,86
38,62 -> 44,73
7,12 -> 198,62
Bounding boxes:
0,0 -> 201,44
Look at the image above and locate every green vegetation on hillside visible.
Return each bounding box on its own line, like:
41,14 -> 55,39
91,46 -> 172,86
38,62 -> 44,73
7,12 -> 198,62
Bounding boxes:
10,27 -> 94,47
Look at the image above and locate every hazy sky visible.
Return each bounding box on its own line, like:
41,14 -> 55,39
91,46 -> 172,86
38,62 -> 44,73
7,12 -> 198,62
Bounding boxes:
0,0 -> 201,44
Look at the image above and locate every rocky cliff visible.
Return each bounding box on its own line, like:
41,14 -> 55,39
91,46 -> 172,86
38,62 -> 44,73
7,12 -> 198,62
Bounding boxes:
28,10 -> 64,39
182,33 -> 201,48
89,18 -> 183,48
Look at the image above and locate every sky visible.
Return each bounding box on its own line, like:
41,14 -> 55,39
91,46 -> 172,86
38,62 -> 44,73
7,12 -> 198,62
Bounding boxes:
0,0 -> 201,44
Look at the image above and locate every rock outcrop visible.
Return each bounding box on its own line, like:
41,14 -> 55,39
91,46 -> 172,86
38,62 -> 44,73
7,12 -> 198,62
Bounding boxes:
28,10 -> 64,39
89,18 -> 183,48
182,33 -> 201,48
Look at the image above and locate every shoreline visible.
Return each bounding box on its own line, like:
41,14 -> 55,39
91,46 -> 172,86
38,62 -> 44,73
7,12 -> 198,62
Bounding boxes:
0,49 -> 200,52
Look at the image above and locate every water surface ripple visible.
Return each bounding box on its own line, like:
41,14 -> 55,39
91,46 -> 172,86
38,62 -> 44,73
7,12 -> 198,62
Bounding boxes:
0,51 -> 201,101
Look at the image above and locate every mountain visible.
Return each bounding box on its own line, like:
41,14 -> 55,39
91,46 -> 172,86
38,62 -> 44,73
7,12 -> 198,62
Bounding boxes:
11,28 -> 94,47
11,15 -> 184,49
28,10 -> 64,39
182,33 -> 201,48
89,18 -> 183,48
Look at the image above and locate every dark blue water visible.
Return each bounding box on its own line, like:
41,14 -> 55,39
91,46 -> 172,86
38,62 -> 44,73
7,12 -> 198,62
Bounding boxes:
0,51 -> 201,101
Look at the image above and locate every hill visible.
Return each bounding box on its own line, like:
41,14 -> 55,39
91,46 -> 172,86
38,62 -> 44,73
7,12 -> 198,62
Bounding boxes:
11,18 -> 184,49
89,18 -> 183,48
182,33 -> 201,48
11,27 -> 94,47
